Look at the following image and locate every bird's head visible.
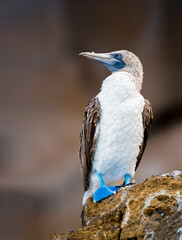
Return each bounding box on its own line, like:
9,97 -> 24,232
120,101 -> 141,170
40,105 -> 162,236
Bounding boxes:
79,50 -> 143,91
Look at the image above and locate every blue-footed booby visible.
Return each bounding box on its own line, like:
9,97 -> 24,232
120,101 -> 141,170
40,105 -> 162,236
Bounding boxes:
79,50 -> 153,208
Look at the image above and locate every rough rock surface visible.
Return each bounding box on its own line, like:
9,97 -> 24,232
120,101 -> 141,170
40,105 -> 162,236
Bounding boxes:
51,171 -> 182,240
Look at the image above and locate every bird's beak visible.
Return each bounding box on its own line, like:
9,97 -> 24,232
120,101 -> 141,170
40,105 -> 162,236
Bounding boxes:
79,52 -> 113,64
79,51 -> 125,72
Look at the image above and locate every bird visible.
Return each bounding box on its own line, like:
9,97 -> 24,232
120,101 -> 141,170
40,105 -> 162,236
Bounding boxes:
79,50 -> 153,208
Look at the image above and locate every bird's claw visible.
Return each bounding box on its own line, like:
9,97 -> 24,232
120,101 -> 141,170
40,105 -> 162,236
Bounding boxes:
115,182 -> 136,189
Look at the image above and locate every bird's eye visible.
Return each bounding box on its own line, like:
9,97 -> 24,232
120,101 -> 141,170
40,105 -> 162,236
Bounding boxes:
113,53 -> 122,60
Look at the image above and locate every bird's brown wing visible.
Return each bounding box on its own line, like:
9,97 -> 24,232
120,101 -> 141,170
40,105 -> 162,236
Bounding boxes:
135,99 -> 153,171
79,97 -> 101,191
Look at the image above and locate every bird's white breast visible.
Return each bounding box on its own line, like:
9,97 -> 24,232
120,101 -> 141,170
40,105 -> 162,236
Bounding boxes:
83,72 -> 145,205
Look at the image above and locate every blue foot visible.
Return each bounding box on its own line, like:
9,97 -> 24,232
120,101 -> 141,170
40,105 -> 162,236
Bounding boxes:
114,174 -> 132,188
125,174 -> 131,185
93,185 -> 118,202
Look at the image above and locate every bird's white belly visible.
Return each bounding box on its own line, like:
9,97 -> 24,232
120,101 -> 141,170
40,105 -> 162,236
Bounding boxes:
93,97 -> 144,184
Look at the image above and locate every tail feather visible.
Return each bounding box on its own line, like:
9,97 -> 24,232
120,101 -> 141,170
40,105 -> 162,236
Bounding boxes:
81,206 -> 85,227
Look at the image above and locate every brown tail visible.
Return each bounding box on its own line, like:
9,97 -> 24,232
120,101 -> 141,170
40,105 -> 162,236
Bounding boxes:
81,206 -> 86,227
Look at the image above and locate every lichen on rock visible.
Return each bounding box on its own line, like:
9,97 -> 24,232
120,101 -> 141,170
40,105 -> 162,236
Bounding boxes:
51,171 -> 182,240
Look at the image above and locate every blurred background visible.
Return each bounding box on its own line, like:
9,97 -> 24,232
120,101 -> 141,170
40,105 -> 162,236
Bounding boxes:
0,0 -> 182,239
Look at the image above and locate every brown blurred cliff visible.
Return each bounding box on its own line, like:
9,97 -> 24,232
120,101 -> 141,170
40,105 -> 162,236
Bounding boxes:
51,171 -> 182,240
0,1 -> 182,240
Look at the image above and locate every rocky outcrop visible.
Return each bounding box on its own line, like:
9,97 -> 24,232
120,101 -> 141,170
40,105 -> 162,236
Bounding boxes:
51,171 -> 182,240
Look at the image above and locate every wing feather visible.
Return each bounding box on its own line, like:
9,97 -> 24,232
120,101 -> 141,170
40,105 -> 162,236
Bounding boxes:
79,97 -> 100,191
135,99 -> 153,171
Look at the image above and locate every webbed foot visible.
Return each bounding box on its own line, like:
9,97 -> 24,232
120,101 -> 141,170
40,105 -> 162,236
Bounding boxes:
114,174 -> 134,189
93,185 -> 118,202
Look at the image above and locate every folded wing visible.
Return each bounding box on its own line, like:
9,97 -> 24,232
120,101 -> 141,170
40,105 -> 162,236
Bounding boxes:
79,97 -> 101,191
136,99 -> 153,171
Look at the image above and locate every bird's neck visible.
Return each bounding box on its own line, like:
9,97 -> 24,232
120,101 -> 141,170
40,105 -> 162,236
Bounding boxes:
118,65 -> 143,92
99,72 -> 140,103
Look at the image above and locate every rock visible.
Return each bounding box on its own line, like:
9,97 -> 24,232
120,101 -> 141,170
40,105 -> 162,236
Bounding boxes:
51,171 -> 182,240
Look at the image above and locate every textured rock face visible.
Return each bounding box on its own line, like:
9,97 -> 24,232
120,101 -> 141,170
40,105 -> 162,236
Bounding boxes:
51,171 -> 182,240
